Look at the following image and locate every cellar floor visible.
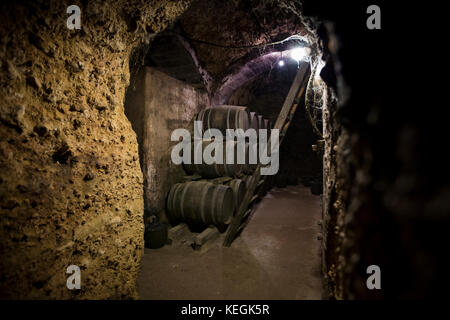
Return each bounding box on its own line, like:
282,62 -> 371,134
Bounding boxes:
137,185 -> 324,299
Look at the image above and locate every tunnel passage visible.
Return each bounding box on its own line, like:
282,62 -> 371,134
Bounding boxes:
137,53 -> 326,299
0,0 -> 327,299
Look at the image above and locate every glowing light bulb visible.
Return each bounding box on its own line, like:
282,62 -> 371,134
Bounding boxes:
290,47 -> 307,62
278,60 -> 285,67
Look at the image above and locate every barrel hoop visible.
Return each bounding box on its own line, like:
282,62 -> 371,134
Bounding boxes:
230,107 -> 235,130
167,184 -> 174,213
200,182 -> 209,223
171,184 -> 181,219
179,181 -> 191,220
232,180 -> 238,195
210,185 -> 219,225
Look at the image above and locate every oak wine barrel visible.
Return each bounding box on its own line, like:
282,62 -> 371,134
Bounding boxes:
166,181 -> 235,226
195,105 -> 250,136
226,179 -> 247,214
183,140 -> 244,178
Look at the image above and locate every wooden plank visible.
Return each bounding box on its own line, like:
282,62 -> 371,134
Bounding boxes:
223,62 -> 311,247
250,194 -> 259,203
193,226 -> 220,250
273,62 -> 311,131
209,176 -> 233,184
223,167 -> 261,246
237,214 -> 253,233
243,208 -> 252,219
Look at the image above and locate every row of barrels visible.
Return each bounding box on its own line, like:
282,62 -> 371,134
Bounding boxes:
166,173 -> 273,228
167,105 -> 274,228
183,140 -> 257,178
186,105 -> 272,179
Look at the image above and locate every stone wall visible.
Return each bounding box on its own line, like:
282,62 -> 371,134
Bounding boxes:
0,0 -> 191,299
125,67 -> 208,222
303,1 -> 448,299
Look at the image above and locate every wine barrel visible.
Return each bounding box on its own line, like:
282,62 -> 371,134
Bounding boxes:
226,179 -> 246,214
144,217 -> 168,249
167,181 -> 235,226
183,140 -> 244,178
196,105 -> 250,136
267,120 -> 273,137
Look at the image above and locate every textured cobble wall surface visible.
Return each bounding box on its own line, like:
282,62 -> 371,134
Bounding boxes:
0,0 -> 191,299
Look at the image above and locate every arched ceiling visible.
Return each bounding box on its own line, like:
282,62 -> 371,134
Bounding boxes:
145,34 -> 205,89
145,0 -> 316,99
177,0 -> 309,79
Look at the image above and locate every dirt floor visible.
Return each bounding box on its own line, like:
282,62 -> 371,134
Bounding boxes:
138,185 -> 323,299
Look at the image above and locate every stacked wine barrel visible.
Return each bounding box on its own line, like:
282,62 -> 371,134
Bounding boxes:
167,105 -> 273,228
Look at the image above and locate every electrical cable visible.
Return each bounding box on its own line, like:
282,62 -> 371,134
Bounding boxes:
167,30 -> 308,49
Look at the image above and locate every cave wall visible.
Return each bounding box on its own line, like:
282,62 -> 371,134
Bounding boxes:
125,67 -> 208,222
0,0 -> 192,299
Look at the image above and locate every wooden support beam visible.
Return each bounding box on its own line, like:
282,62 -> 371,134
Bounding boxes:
243,209 -> 252,219
209,176 -> 233,184
250,194 -> 259,204
168,223 -> 190,241
193,226 -> 220,251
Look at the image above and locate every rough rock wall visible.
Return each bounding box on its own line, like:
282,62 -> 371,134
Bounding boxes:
125,67 -> 208,222
0,0 -> 191,299
321,82 -> 343,299
304,1 -> 448,299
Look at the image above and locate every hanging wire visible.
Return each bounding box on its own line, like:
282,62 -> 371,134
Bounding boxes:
167,31 -> 308,50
